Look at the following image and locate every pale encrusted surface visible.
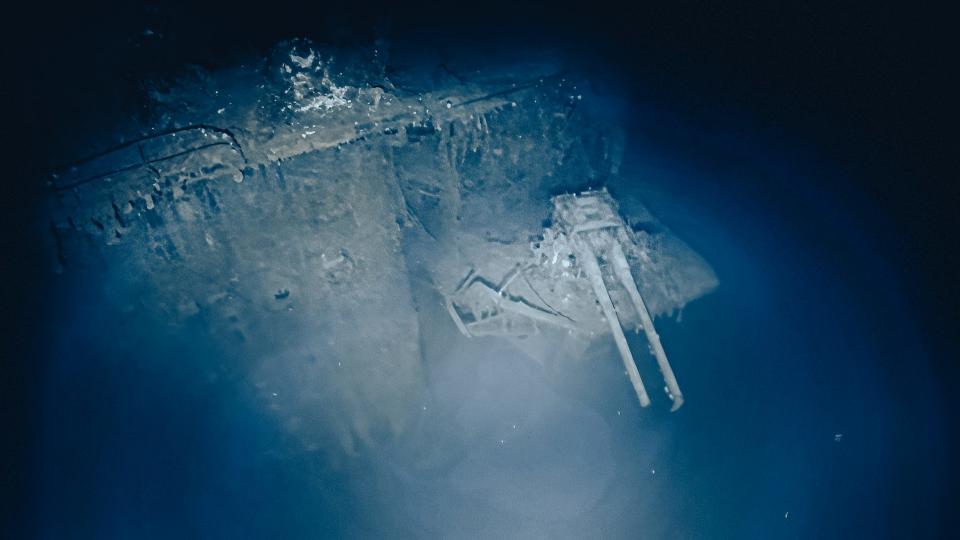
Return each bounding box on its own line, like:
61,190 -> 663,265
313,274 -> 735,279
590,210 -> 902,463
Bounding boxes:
44,39 -> 716,454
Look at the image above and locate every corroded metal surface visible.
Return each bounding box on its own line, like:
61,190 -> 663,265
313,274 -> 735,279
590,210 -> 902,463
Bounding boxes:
447,189 -> 690,410
44,40 -> 715,455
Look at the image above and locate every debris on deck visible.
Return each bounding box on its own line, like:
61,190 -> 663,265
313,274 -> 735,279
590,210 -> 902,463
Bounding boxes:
447,188 -> 687,411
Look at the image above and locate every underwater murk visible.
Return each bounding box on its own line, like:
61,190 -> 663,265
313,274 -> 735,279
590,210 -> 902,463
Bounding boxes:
22,30 -> 947,540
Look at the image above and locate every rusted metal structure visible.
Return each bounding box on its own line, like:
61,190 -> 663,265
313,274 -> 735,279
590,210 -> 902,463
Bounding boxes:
447,188 -> 685,411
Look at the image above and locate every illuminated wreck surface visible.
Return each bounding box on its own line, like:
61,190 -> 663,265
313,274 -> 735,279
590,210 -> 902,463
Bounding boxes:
48,39 -> 715,447
33,39 -> 941,538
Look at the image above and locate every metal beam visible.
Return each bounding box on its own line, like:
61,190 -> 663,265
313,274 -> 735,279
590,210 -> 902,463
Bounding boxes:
608,240 -> 684,411
574,235 -> 651,408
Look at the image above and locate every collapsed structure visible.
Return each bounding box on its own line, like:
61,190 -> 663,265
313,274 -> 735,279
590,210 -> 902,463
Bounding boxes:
447,189 -> 684,410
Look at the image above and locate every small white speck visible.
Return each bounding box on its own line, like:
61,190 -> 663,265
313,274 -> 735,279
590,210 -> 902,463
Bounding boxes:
217,108 -> 225,114
512,424 -> 517,430
616,410 -> 621,416
499,439 -> 505,445
650,468 -> 656,475
271,392 -> 278,397
834,433 -> 843,442
784,511 -> 790,519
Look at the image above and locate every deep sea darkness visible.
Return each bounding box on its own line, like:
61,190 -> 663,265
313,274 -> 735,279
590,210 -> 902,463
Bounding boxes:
3,2 -> 956,538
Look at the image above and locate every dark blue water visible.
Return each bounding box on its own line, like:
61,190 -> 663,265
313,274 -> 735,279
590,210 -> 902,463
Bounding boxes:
617,110 -> 946,536
8,5 -> 954,538
27,110 -> 946,538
